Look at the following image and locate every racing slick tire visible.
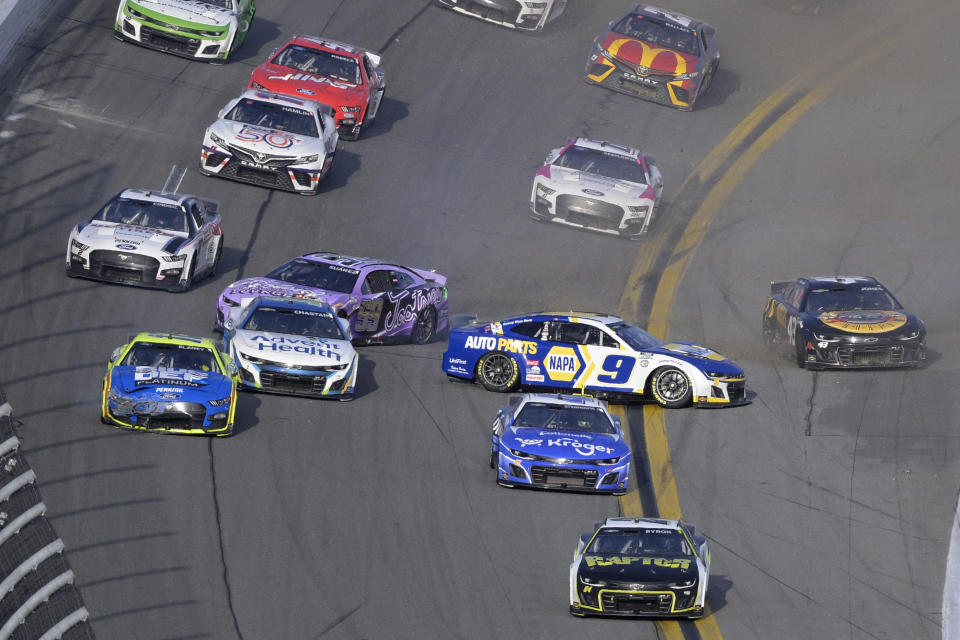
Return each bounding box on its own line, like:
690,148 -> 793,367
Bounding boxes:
795,332 -> 808,369
700,61 -> 718,97
410,306 -> 437,345
489,446 -> 498,469
212,238 -> 223,277
477,351 -> 520,393
171,256 -> 197,293
649,366 -> 693,408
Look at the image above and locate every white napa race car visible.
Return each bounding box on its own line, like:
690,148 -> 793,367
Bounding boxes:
530,137 -> 663,240
66,189 -> 223,292
200,89 -> 338,195
434,0 -> 567,32
222,296 -> 358,400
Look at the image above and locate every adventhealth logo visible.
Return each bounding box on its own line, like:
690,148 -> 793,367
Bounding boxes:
252,335 -> 342,360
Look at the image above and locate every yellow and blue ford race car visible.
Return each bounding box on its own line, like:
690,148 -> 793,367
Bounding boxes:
442,312 -> 746,408
101,333 -> 239,436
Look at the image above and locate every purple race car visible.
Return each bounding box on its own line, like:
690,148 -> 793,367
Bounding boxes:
216,252 -> 449,345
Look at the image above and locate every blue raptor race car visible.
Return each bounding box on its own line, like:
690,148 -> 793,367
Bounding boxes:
442,312 -> 746,408
101,333 -> 239,436
491,394 -> 631,493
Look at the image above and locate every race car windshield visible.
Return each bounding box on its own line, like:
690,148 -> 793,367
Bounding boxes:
122,343 -> 219,372
588,528 -> 692,556
201,0 -> 233,8
554,146 -> 647,184
225,99 -> 318,138
607,322 -> 663,350
612,14 -> 701,56
803,285 -> 900,312
242,307 -> 345,339
514,403 -> 616,434
265,258 -> 359,293
272,45 -> 362,85
93,198 -> 189,233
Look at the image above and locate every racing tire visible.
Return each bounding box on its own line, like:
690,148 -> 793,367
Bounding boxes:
794,332 -> 808,369
175,256 -> 196,293
649,366 -> 693,409
489,446 -> 498,469
700,60 -> 718,97
410,306 -> 437,345
477,351 -> 520,393
211,238 -> 223,278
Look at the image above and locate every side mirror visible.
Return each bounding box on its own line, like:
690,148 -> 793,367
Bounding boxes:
337,317 -> 352,340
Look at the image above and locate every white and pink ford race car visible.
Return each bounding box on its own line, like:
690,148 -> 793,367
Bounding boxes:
66,189 -> 223,291
200,89 -> 338,195
530,138 -> 663,240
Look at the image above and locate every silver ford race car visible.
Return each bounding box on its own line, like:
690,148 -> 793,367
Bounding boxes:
434,0 -> 567,31
66,189 -> 223,291
200,90 -> 338,195
114,0 -> 255,63
530,138 -> 663,240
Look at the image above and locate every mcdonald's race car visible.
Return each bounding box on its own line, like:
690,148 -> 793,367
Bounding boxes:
530,138 -> 663,239
66,189 -> 223,292
114,0 -> 255,63
101,333 -> 239,436
442,312 -> 746,408
248,35 -> 385,141
490,394 -> 631,493
200,90 -> 338,195
585,4 -> 719,110
762,276 -> 926,369
569,517 -> 710,618
222,297 -> 358,399
434,0 -> 567,32
216,252 -> 448,345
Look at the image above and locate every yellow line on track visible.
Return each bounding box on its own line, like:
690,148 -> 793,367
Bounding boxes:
613,47 -> 889,640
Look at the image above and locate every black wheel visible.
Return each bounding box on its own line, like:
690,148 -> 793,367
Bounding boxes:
174,256 -> 196,292
211,238 -> 223,278
489,446 -> 497,469
410,306 -> 437,345
795,332 -> 808,368
649,366 -> 692,408
700,60 -> 718,96
477,352 -> 519,393
762,321 -> 775,347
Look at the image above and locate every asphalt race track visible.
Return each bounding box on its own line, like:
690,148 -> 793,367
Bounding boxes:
1,1 -> 959,638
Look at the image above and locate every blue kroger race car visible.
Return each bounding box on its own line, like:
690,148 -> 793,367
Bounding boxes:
222,296 -> 358,399
443,312 -> 746,408
491,394 -> 631,494
101,333 -> 239,436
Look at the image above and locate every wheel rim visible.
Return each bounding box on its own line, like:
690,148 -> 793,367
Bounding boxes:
656,369 -> 689,401
481,354 -> 514,386
412,307 -> 435,343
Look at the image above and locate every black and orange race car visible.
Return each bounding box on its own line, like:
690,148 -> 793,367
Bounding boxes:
762,276 -> 926,369
585,4 -> 719,111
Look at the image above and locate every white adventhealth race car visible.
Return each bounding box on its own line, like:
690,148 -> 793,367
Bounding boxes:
530,138 -> 663,240
66,189 -> 223,291
223,296 -> 358,400
114,0 -> 256,63
200,90 -> 338,195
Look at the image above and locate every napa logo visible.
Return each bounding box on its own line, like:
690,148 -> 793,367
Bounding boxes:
544,346 -> 580,382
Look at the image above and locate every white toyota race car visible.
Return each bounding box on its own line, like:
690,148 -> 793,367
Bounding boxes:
434,0 -> 567,32
222,296 -> 358,400
530,138 -> 663,240
200,89 -> 338,195
66,189 -> 223,292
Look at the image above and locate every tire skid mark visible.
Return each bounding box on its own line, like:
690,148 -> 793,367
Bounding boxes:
207,437 -> 245,640
379,1 -> 434,53
234,190 -> 274,281
803,372 -> 818,436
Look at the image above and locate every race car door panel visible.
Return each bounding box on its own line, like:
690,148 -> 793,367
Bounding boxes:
352,268 -> 419,336
541,322 -> 646,393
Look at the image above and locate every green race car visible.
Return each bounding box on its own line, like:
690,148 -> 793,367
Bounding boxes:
114,0 -> 255,63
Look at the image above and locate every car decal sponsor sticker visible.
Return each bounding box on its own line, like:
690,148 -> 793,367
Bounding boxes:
463,335 -> 538,355
251,335 -> 342,360
818,310 -> 908,333
544,346 -> 581,382
235,125 -> 302,149
134,367 -> 209,385
582,188 -> 605,196
116,244 -> 138,250
584,556 -> 692,570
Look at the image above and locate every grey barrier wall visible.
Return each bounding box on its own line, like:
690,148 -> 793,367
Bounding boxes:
0,0 -> 56,64
0,390 -> 96,640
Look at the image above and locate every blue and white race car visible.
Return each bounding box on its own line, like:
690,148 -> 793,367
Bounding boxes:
491,394 -> 631,494
222,296 -> 358,399
443,312 -> 746,408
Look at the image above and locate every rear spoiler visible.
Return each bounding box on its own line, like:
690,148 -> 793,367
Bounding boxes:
410,267 -> 447,287
200,199 -> 219,215
769,280 -> 791,296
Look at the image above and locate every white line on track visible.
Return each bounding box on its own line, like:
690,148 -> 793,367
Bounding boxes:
162,165 -> 186,194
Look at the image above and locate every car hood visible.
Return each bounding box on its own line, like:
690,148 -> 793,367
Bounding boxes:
579,553 -> 699,582
250,64 -> 366,105
805,309 -> 922,336
598,32 -> 700,75
547,165 -> 655,200
131,0 -> 235,26
502,427 -> 628,460
208,120 -> 326,155
232,330 -> 352,365
647,342 -> 742,376
221,278 -> 354,306
77,222 -> 186,254
112,366 -> 233,398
